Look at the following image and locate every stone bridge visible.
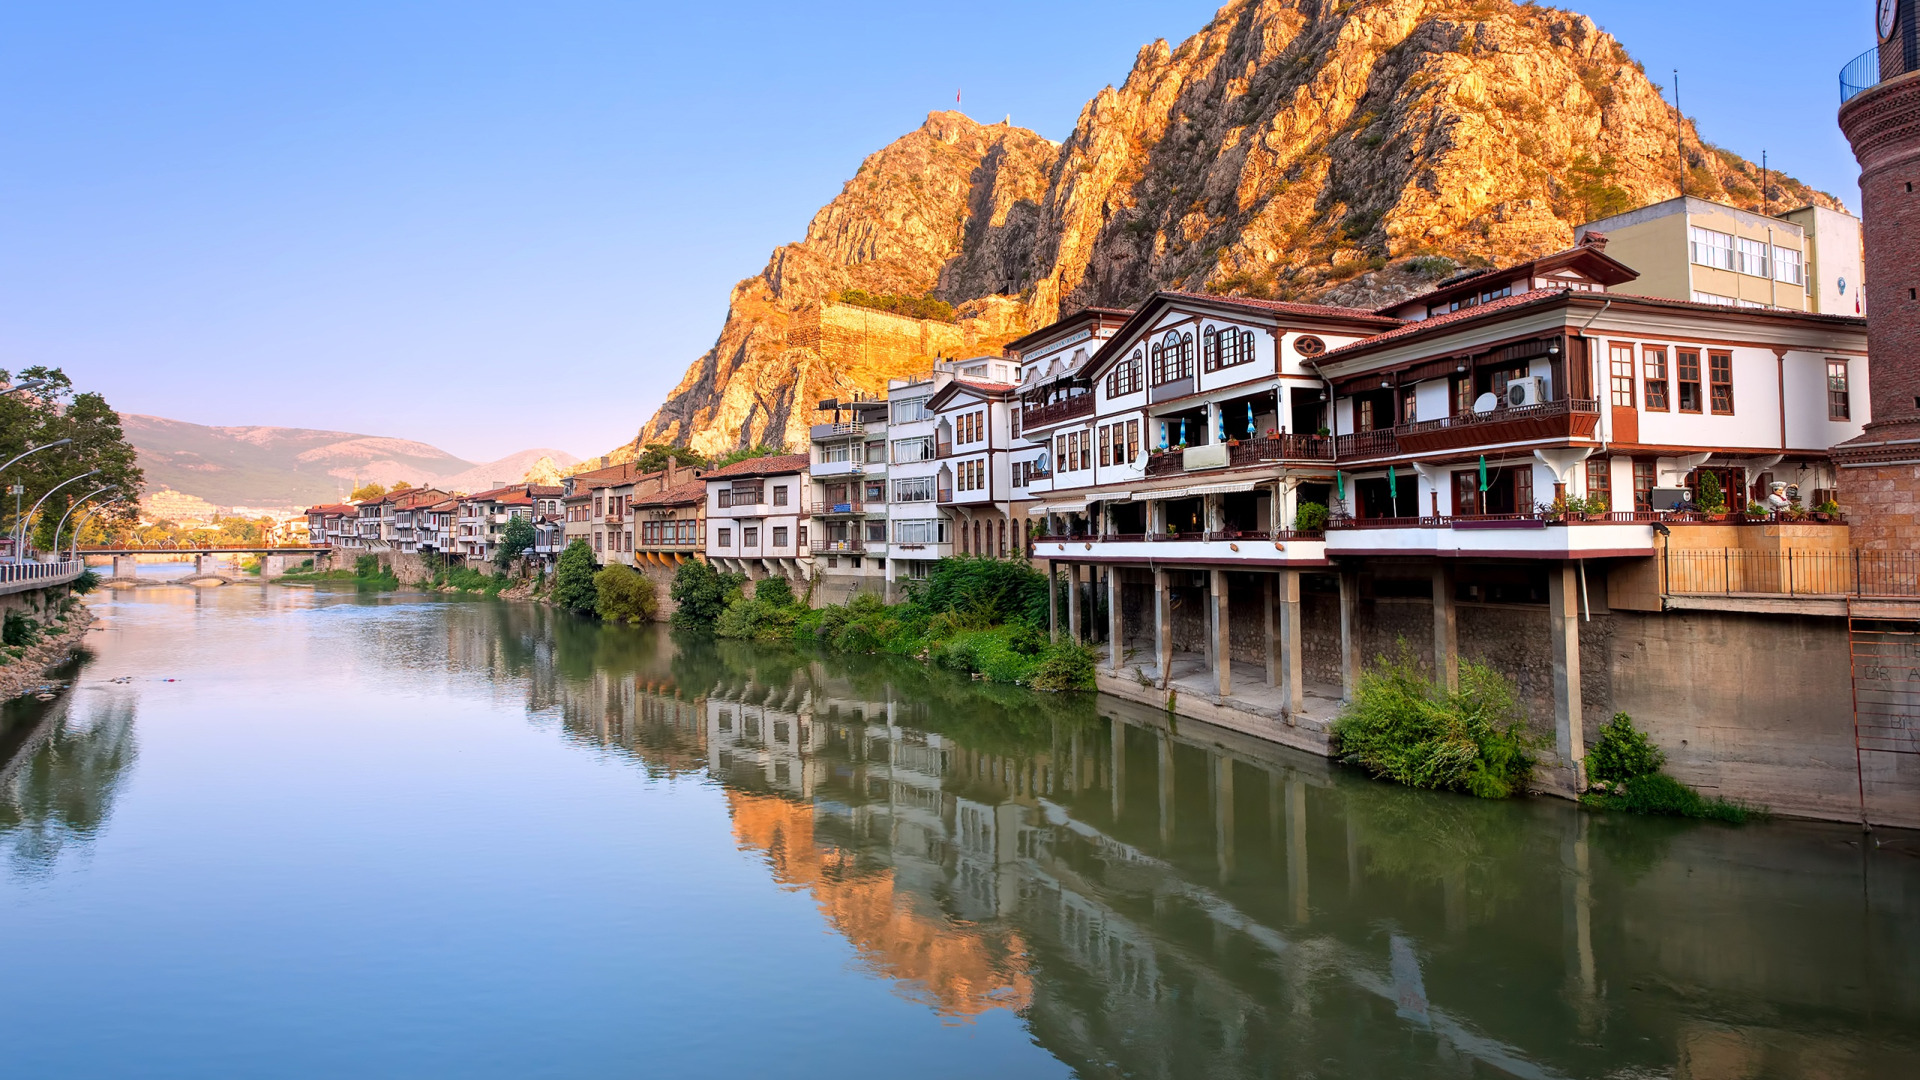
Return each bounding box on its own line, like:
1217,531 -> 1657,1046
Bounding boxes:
81,546 -> 329,586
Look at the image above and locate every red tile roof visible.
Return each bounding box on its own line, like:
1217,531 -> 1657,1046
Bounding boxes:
1159,290 -> 1402,324
305,503 -> 357,515
632,480 -> 706,508
706,452 -> 810,478
1322,290 -> 1554,356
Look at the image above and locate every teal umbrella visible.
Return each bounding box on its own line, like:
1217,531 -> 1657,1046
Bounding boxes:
1179,418 -> 1188,445
1335,470 -> 1345,500
1478,454 -> 1488,492
1388,464 -> 1398,499
1246,403 -> 1255,436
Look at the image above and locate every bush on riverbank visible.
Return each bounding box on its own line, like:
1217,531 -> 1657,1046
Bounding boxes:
278,554 -> 398,587
436,564 -> 508,596
1331,645 -> 1537,799
552,541 -> 598,614
669,560 -> 746,631
594,564 -> 658,624
715,577 -> 802,641
1579,713 -> 1763,823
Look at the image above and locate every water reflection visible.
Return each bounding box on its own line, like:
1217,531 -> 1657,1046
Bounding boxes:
372,599 -> 1911,1079
0,689 -> 138,877
10,588 -> 1917,1078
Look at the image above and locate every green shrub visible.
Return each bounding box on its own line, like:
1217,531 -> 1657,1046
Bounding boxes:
3,611 -> 40,648
354,555 -> 381,578
551,540 -> 599,614
1696,470 -> 1725,514
832,288 -> 956,323
754,576 -> 796,609
1029,641 -> 1097,691
907,556 -> 1049,629
1294,501 -> 1329,533
669,560 -> 746,630
1331,645 -> 1537,799
1584,773 -> 1761,824
594,564 -> 658,624
71,569 -> 100,594
1587,713 -> 1664,785
715,597 -> 798,641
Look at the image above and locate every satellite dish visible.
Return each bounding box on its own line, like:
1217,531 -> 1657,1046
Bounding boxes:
1036,450 -> 1052,472
1473,392 -> 1499,414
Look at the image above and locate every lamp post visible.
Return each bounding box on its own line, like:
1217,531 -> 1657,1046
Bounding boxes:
17,469 -> 100,557
0,438 -> 72,478
52,484 -> 114,561
2,379 -> 50,398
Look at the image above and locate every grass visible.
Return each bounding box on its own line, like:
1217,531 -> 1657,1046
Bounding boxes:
1331,644 -> 1537,799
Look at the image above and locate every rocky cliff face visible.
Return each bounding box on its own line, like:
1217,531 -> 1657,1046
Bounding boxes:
633,0 -> 1841,456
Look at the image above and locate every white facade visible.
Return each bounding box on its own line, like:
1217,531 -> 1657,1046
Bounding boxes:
704,455 -> 812,580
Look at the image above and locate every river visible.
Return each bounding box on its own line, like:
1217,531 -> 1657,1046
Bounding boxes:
0,582 -> 1914,1078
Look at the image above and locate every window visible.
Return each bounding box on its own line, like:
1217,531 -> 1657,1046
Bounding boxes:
1773,246 -> 1804,285
893,477 -> 934,503
1642,347 -> 1669,411
1676,349 -> 1702,412
797,525 -> 807,546
1107,351 -> 1142,396
866,441 -> 885,463
717,527 -> 732,548
820,442 -> 852,463
593,497 -> 604,518
1708,351 -> 1734,414
1294,335 -> 1327,357
1067,431 -> 1081,472
624,531 -> 633,553
894,518 -> 944,544
1828,360 -> 1852,420
1056,434 -> 1069,470
1099,424 -> 1111,467
893,436 -> 934,462
773,484 -> 788,506
1126,418 -> 1139,463
743,527 -> 759,546
1586,459 -> 1611,512
865,481 -> 885,502
1691,291 -> 1737,307
1401,387 -> 1418,423
772,527 -> 788,547
1357,398 -> 1377,432
1609,343 -> 1635,408
1080,432 -> 1091,471
1632,460 -> 1656,511
892,396 -> 929,423
1735,237 -> 1770,278
593,531 -> 603,553
1150,330 -> 1193,385
1689,226 -> 1735,270
866,521 -> 887,542
1201,326 -> 1255,372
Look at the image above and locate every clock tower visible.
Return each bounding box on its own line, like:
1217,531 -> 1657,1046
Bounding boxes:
1837,0 -> 1920,549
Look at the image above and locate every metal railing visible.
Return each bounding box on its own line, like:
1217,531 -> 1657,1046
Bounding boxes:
811,539 -> 865,554
1841,42 -> 1917,104
1020,395 -> 1095,429
0,559 -> 83,583
1667,549 -> 1920,598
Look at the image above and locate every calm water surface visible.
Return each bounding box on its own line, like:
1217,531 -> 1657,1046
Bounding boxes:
0,583 -> 1914,1078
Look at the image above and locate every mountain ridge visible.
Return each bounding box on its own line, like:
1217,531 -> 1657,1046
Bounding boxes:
124,413 -> 579,508
627,0 -> 1841,457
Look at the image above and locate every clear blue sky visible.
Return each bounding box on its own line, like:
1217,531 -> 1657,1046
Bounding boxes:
0,1 -> 1877,463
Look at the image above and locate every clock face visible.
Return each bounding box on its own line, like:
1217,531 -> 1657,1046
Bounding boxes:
1881,0 -> 1900,43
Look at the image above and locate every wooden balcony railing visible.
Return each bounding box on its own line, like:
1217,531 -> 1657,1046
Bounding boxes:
1020,395 -> 1095,429
1334,428 -> 1400,459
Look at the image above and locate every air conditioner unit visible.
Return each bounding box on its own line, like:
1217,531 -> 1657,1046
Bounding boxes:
1506,377 -> 1548,408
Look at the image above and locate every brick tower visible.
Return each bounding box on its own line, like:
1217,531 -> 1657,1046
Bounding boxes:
1837,0 -> 1920,549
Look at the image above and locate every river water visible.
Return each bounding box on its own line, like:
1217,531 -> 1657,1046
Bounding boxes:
0,583 -> 1914,1079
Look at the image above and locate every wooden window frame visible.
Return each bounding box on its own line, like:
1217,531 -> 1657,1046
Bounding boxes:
1828,359 -> 1851,420
1609,343 -> 1636,408
1126,418 -> 1139,464
1099,424 -> 1112,467
1631,460 -> 1655,511
1675,349 -> 1703,413
1642,346 -> 1670,411
1585,459 -> 1611,512
1708,351 -> 1734,415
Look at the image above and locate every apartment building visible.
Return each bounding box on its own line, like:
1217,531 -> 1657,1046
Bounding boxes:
456,484 -> 563,565
632,478 -> 705,568
1577,195 -> 1864,314
560,459 -> 707,566
879,356 -> 1024,586
303,504 -> 358,549
703,454 -> 811,580
809,395 -> 889,601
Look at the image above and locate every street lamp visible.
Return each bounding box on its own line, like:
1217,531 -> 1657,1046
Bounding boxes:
17,469 -> 100,556
52,484 -> 114,561
0,438 -> 72,478
2,379 -> 50,398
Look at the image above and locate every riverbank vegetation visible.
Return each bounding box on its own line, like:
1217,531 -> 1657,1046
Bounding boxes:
278,555 -> 400,589
1580,713 -> 1763,823
1330,646 -> 1537,799
682,557 -> 1097,692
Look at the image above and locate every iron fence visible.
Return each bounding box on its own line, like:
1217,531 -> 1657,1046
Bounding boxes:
1665,548 -> 1920,598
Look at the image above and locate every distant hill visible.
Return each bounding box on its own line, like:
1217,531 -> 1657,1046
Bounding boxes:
123,414 -> 579,509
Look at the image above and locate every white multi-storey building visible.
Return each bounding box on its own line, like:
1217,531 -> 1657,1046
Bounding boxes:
810,394 -> 890,602
880,357 -> 1022,589
704,454 -> 811,580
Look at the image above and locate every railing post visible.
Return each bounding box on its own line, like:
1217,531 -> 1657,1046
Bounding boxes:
1855,547 -> 1862,597
1787,549 -> 1793,596
1724,548 -> 1731,595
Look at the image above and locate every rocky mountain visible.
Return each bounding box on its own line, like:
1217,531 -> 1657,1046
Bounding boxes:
124,414 -> 579,508
631,0 -> 1841,456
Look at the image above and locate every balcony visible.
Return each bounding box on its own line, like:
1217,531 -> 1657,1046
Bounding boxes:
1842,42 -> 1917,104
814,501 -> 867,517
1394,398 -> 1600,455
935,440 -> 955,459
1149,375 -> 1195,404
936,488 -> 954,504
1324,510 -> 1656,559
810,421 -> 866,441
715,491 -> 764,509
810,539 -> 865,554
1032,531 -> 1329,565
1334,428 -> 1399,459
1020,395 -> 1094,430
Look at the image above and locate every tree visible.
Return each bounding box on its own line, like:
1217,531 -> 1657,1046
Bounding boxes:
494,516 -> 536,569
632,443 -> 708,472
0,367 -> 144,549
712,444 -> 786,469
552,540 -> 599,614
594,564 -> 659,624
349,482 -> 388,502
668,559 -> 745,630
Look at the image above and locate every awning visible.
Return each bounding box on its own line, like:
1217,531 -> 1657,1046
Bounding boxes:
1034,501 -> 1088,515
1134,487 -> 1192,501
1185,480 -> 1263,496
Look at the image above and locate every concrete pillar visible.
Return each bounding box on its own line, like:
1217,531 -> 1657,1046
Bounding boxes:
1154,568 -> 1173,689
1047,561 -> 1059,642
1107,567 -> 1123,672
194,554 -> 205,576
1264,573 -> 1280,688
1209,569 -> 1230,697
1277,569 -> 1304,719
1548,562 -> 1586,788
1432,562 -> 1458,693
1067,562 -> 1083,644
1338,569 -> 1362,701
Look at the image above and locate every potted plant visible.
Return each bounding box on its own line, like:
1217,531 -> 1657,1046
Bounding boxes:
1294,501 -> 1329,535
1744,502 -> 1769,521
1813,498 -> 1841,523
1695,471 -> 1727,519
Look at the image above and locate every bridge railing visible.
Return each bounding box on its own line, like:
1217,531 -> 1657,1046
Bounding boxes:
0,560 -> 84,584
